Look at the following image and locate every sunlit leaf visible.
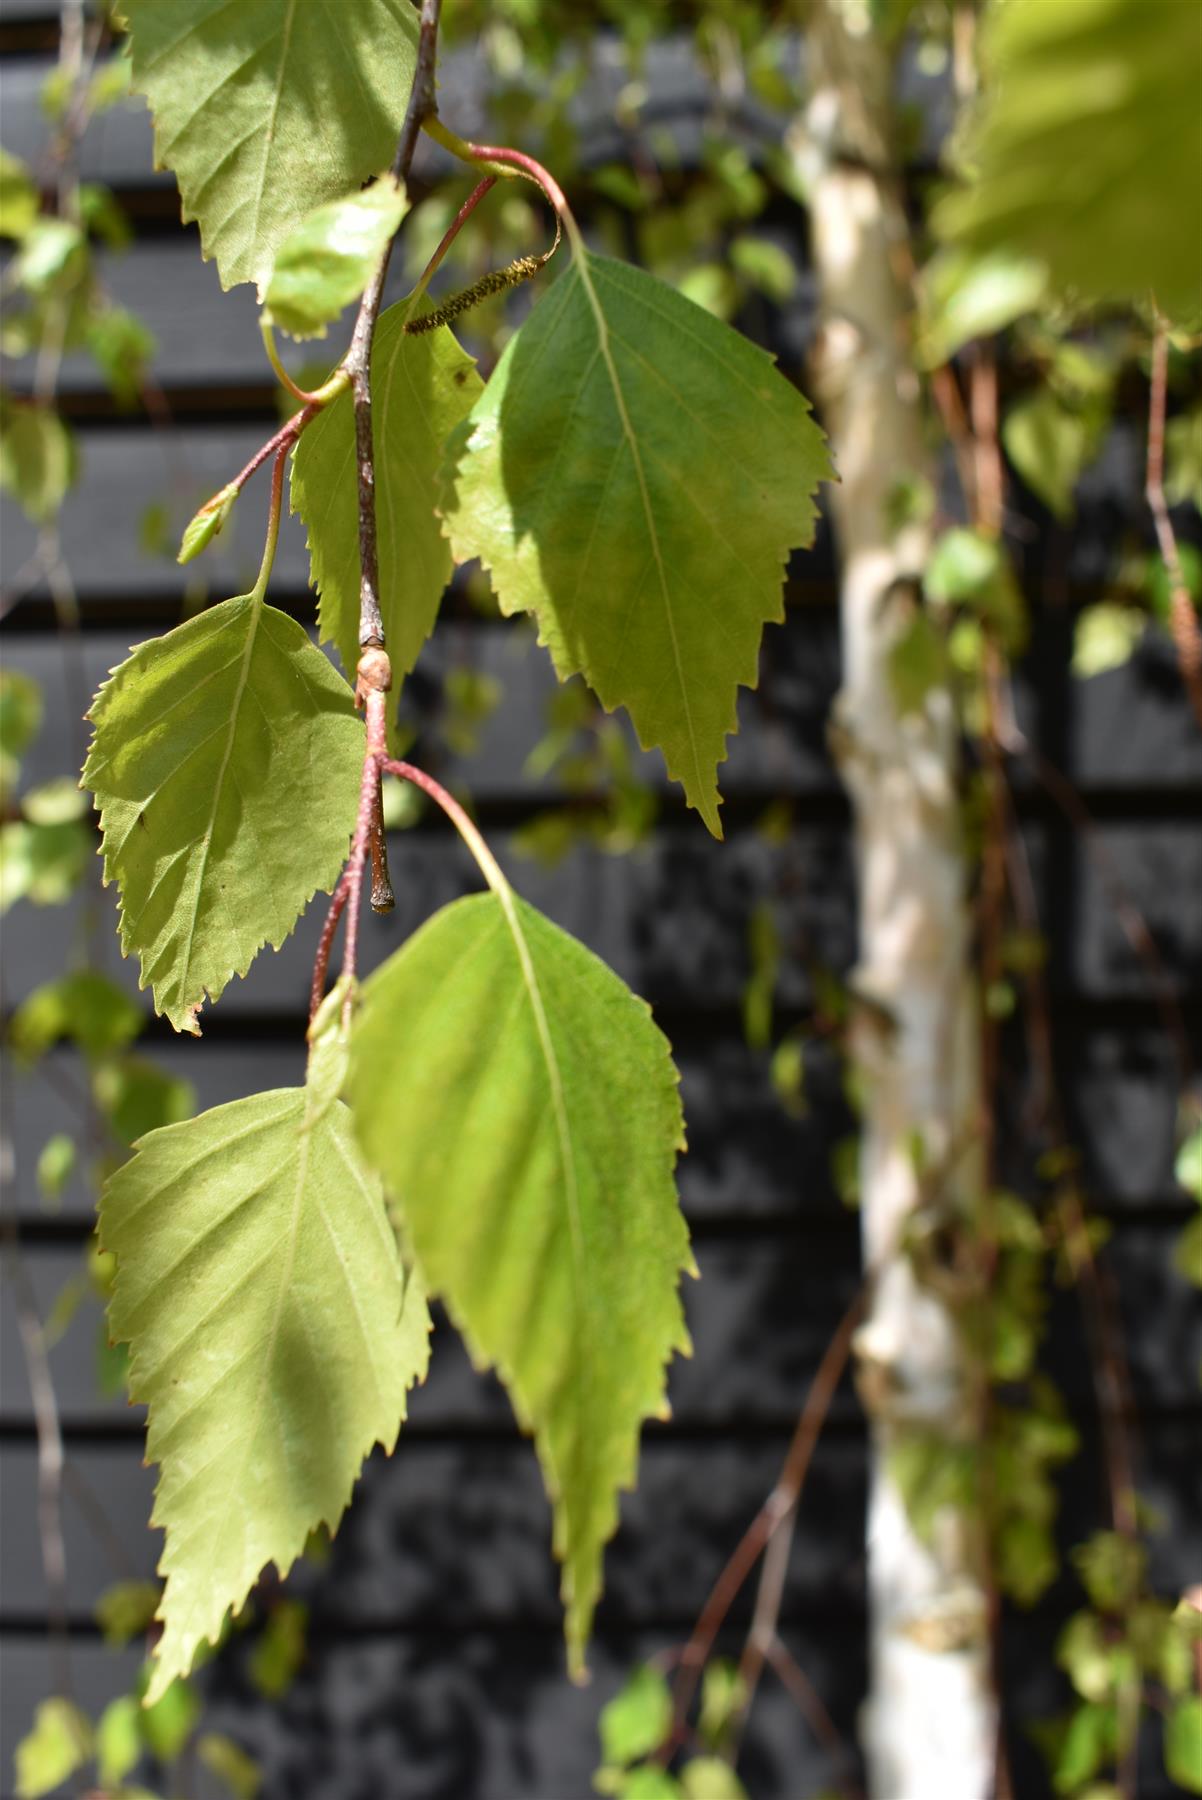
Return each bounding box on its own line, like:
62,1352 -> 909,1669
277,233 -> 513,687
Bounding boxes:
440,250 -> 832,835
84,597 -> 362,1032
349,889 -> 693,1673
100,1010 -> 432,1701
264,179 -> 408,339
1071,605 -> 1145,680
121,0 -> 418,290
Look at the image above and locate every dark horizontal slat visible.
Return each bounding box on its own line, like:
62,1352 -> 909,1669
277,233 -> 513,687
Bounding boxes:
0,1434 -> 866,1626
5,1212 -> 1198,1434
1,811 -> 1196,1031
4,1417 -> 1198,1631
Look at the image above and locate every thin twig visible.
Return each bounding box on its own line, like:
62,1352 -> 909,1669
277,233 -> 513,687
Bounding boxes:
660,1287 -> 866,1768
1146,315 -> 1202,731
1,1238 -> 74,1702
764,1636 -> 864,1800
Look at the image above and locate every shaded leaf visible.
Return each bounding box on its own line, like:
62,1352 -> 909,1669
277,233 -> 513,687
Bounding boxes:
0,147 -> 39,240
439,250 -> 831,835
1166,1697 -> 1202,1796
96,1579 -> 162,1648
197,1732 -> 262,1800
264,179 -> 408,339
935,0 -> 1202,321
1003,389 -> 1093,520
349,889 -> 692,1673
100,1015 -> 431,1700
9,970 -> 143,1063
292,304 -> 482,684
84,596 -> 362,1032
96,1696 -> 142,1787
0,399 -> 77,523
121,0 -> 418,290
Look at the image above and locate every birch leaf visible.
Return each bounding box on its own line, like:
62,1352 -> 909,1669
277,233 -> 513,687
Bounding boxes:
292,304 -> 482,683
264,179 -> 408,340
438,251 -> 832,835
121,0 -> 419,291
348,890 -> 693,1676
83,597 -> 361,1033
100,1014 -> 432,1703
935,0 -> 1202,322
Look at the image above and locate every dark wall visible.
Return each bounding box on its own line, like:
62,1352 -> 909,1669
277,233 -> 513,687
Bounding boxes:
2,25 -> 1200,1800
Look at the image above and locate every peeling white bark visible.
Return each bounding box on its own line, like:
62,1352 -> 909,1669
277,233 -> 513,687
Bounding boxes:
799,8 -> 995,1796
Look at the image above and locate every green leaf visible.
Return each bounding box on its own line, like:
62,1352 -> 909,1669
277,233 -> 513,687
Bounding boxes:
618,1773 -> 681,1800
0,147 -> 39,240
248,1598 -> 308,1698
197,1732 -> 262,1800
36,1133 -> 76,1204
0,668 -> 42,801
888,610 -> 948,715
1058,1611 -> 1118,1702
292,304 -> 482,685
99,1017 -> 432,1702
137,1672 -> 199,1763
680,1759 -> 750,1800
0,399 -> 77,523
84,596 -> 362,1033
264,178 -> 408,339
1176,1125 -> 1202,1202
917,247 -> 1048,364
1165,1696 -> 1202,1795
1003,389 -> 1092,521
10,971 -> 143,1063
96,1579 -> 162,1648
1166,406 -> 1202,513
121,0 -> 418,290
14,1699 -> 93,1799
439,251 -> 831,836
1173,1214 -> 1202,1287
600,1666 -> 674,1767
698,1661 -> 748,1751
93,1054 -> 196,1148
1054,1701 -> 1118,1794
96,1696 -> 142,1787
1072,604 -> 1145,680
1073,1531 -> 1147,1614
349,889 -> 693,1674
86,305 -> 157,407
0,819 -> 90,912
934,0 -> 1202,322
13,218 -> 86,294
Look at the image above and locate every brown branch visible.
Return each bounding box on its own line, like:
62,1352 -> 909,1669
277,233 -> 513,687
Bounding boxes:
661,1287 -> 865,1768
1146,315 -> 1202,731
343,0 -> 443,656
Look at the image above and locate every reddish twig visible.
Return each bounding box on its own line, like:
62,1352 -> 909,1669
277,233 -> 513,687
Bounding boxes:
660,1287 -> 866,1770
1146,315 -> 1202,731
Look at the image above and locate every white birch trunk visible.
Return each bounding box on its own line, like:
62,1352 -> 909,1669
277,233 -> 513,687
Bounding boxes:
798,7 -> 996,1795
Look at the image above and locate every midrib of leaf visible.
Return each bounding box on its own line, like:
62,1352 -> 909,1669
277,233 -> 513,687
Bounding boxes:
250,0 -> 298,282
174,598 -> 261,1014
569,250 -> 704,815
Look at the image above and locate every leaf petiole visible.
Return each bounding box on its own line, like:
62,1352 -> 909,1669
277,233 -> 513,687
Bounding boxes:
249,446 -> 289,603
259,316 -> 351,409
383,758 -> 510,901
